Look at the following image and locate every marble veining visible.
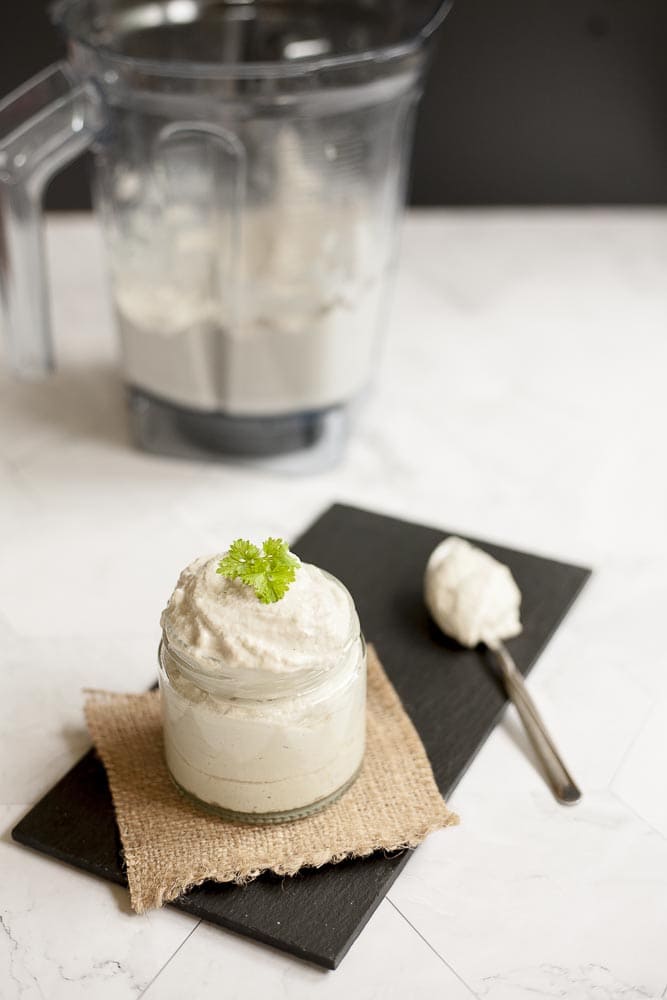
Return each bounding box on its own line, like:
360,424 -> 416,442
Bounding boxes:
1,210 -> 667,998
480,964 -> 661,1000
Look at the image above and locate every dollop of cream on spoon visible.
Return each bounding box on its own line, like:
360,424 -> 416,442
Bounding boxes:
424,537 -> 522,649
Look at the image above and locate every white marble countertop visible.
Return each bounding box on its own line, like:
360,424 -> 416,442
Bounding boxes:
1,210 -> 666,999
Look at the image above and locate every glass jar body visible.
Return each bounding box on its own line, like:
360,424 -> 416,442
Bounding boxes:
158,631 -> 366,823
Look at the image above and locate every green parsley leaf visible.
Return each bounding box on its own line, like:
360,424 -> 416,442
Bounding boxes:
216,537 -> 300,604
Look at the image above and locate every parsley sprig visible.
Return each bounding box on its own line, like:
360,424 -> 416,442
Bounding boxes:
216,537 -> 300,604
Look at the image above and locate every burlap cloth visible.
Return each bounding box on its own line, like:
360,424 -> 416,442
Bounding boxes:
84,646 -> 458,913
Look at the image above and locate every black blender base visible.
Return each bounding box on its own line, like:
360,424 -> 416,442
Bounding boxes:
127,388 -> 351,469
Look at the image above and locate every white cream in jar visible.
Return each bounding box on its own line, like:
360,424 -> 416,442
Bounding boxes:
158,555 -> 366,822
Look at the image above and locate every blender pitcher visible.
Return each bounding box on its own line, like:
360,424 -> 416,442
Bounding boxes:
0,0 -> 451,463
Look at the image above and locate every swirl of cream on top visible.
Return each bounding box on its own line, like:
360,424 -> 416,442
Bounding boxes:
161,555 -> 358,674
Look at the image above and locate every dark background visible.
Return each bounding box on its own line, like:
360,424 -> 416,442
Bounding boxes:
2,0 -> 667,207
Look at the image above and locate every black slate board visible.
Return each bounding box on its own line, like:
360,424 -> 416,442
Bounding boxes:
12,504 -> 591,969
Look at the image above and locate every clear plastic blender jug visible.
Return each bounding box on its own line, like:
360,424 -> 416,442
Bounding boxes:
0,1 -> 451,463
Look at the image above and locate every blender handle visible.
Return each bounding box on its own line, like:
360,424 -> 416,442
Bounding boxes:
0,62 -> 102,376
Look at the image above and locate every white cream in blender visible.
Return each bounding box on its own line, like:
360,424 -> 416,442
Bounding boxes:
111,130 -> 382,415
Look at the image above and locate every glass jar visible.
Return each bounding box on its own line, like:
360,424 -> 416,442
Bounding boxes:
157,593 -> 366,824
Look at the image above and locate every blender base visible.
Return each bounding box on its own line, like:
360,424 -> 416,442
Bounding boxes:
127,388 -> 352,472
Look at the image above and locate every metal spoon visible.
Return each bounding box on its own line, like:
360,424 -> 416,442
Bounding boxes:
424,536 -> 582,806
489,640 -> 581,805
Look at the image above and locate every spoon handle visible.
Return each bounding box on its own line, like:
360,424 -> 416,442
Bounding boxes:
492,641 -> 582,805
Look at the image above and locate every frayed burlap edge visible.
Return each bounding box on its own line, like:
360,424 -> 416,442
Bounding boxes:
85,646 -> 458,913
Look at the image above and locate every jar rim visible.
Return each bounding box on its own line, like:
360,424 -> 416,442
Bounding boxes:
159,629 -> 365,702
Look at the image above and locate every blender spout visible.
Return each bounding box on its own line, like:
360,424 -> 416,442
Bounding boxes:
418,0 -> 455,41
375,0 -> 453,61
